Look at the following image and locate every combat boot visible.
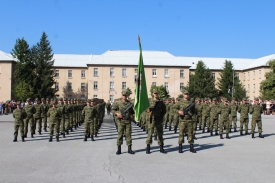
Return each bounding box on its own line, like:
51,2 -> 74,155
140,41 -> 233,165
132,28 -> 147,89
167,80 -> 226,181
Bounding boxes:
210,130 -> 213,136
190,144 -> 197,153
49,136 -> 53,142
146,144 -> 150,154
66,131 -> 69,135
169,126 -> 172,131
39,130 -> 42,135
174,127 -> 177,134
21,136 -> 25,142
83,135 -> 87,141
220,134 -> 224,139
202,128 -> 205,133
193,134 -> 197,140
165,124 -> 167,129
229,128 -> 232,133
116,145 -> 121,155
252,133 -> 255,138
240,130 -> 243,135
154,135 -> 157,141
215,130 -> 219,136
91,135 -> 95,141
207,128 -> 210,133
143,127 -> 146,131
63,133 -> 65,138
74,125 -> 77,130
70,128 -> 74,132
259,133 -> 264,138
13,136 -> 17,142
245,131 -> 250,135
225,133 -> 231,139
31,133 -> 34,138
179,144 -> 183,153
234,128 -> 238,132
128,145 -> 135,154
56,136 -> 59,142
44,128 -> 47,132
95,132 -> 98,137
199,126 -> 202,130
160,145 -> 167,154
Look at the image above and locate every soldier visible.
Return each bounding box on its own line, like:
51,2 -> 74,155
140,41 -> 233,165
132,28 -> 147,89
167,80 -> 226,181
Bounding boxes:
33,98 -> 42,135
106,100 -> 112,115
63,98 -> 71,136
145,89 -> 167,154
201,98 -> 211,133
163,98 -> 170,129
41,98 -> 49,132
195,98 -> 203,131
229,98 -> 238,132
112,90 -> 135,155
23,98 -> 35,138
13,102 -> 26,142
82,99 -> 97,141
68,99 -> 74,132
238,98 -> 250,135
168,98 -> 175,131
173,98 -> 180,134
174,90 -> 196,153
56,98 -> 65,137
47,100 -> 62,142
249,98 -> 264,138
219,98 -> 231,139
209,98 -> 221,136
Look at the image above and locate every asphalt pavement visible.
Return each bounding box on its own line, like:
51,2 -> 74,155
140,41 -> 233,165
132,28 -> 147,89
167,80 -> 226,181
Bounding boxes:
0,113 -> 275,183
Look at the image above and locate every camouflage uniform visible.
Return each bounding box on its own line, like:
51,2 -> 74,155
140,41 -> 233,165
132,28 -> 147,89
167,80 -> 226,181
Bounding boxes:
201,100 -> 211,132
41,98 -> 49,132
47,101 -> 62,142
209,99 -> 221,135
23,99 -> 35,137
249,99 -> 264,138
219,100 -> 231,139
33,99 -> 42,135
13,102 -> 26,142
238,99 -> 250,135
229,100 -> 238,132
82,99 -> 97,141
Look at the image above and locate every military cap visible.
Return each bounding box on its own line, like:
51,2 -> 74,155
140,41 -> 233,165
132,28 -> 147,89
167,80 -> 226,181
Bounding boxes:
190,98 -> 194,102
35,98 -> 39,101
63,97 -> 67,101
58,97 -> 63,101
254,98 -> 259,101
87,99 -> 91,102
51,100 -> 57,105
153,89 -> 159,94
212,97 -> 217,101
195,98 -> 200,101
224,98 -> 228,102
26,98 -> 31,102
91,98 -> 96,102
182,89 -> 189,94
176,98 -> 180,101
16,101 -> 21,105
121,90 -> 128,96
242,97 -> 247,100
204,97 -> 208,100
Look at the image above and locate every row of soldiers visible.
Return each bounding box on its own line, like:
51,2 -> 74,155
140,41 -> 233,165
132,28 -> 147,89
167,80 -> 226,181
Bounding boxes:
13,97 -> 106,142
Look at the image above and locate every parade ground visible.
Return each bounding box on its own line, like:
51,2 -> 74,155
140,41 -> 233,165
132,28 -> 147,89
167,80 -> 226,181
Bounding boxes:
0,113 -> 275,183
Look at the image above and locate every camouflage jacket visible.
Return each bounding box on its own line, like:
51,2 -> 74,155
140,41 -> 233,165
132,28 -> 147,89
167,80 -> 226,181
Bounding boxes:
23,104 -> 35,118
33,103 -> 42,118
82,105 -> 96,122
47,107 -> 61,123
229,103 -> 238,117
112,100 -> 135,123
202,103 -> 211,117
238,104 -> 250,119
249,104 -> 262,120
148,98 -> 166,123
13,108 -> 26,123
173,99 -> 194,121
209,103 -> 221,119
220,104 -> 231,121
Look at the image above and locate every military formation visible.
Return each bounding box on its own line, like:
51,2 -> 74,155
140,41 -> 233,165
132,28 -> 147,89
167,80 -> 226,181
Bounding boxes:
13,89 -> 265,155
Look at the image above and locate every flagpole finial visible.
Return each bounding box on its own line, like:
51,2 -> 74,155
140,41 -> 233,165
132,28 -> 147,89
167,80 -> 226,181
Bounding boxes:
138,35 -> 140,43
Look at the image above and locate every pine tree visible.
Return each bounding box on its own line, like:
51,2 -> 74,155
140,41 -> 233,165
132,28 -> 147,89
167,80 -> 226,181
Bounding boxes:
217,60 -> 246,100
260,59 -> 275,99
14,81 -> 34,101
33,32 -> 56,98
185,61 -> 218,99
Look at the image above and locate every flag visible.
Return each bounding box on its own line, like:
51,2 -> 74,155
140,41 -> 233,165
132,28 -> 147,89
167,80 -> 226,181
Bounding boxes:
134,35 -> 150,121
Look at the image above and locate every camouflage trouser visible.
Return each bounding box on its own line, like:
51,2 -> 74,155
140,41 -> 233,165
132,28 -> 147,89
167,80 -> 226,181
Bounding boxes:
33,118 -> 42,133
117,122 -> 132,146
209,118 -> 219,131
173,114 -> 179,128
64,117 -> 70,132
163,114 -> 169,127
197,115 -> 202,127
193,119 -> 197,134
178,121 -> 194,144
230,115 -> 237,129
201,115 -> 210,129
14,121 -> 24,137
146,123 -> 163,145
239,117 -> 249,131
60,117 -> 65,133
219,118 -> 229,134
50,121 -> 60,137
168,114 -> 174,127
251,119 -> 262,133
84,121 -> 95,136
69,116 -> 74,128
42,115 -> 48,128
24,117 -> 33,135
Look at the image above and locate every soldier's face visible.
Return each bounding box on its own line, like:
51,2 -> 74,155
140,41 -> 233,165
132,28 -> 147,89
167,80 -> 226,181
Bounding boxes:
86,102 -> 90,106
122,95 -> 127,100
153,93 -> 158,98
184,93 -> 189,100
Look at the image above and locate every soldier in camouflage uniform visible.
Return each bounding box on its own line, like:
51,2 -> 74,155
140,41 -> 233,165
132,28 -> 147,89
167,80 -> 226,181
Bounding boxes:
13,102 -> 26,142
168,98 -> 175,131
41,98 -> 49,132
173,98 -> 180,133
238,98 -> 250,135
47,100 -> 62,142
23,99 -> 35,138
201,98 -> 211,133
63,98 -> 71,135
163,99 -> 170,129
229,98 -> 238,132
145,89 -> 167,154
209,98 -> 221,136
219,99 -> 231,139
82,99 -> 97,141
56,98 -> 65,137
33,98 -> 42,135
112,90 -> 135,155
174,90 -> 196,153
249,98 -> 264,138
195,98 -> 203,131
68,99 -> 74,132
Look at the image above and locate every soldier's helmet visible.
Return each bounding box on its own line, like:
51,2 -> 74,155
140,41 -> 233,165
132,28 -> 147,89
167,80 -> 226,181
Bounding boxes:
254,97 -> 259,101
26,98 -> 31,102
51,100 -> 57,105
182,89 -> 189,94
16,101 -> 21,105
58,97 -> 63,101
242,97 -> 247,101
87,99 -> 91,103
121,90 -> 128,96
152,89 -> 159,94
35,98 -> 39,101
63,98 -> 67,101
224,98 -> 228,102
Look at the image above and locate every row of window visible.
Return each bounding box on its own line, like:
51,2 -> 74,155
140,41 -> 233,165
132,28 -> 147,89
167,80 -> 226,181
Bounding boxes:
245,84 -> 257,93
243,70 -> 262,81
55,82 -> 185,91
55,70 -> 86,78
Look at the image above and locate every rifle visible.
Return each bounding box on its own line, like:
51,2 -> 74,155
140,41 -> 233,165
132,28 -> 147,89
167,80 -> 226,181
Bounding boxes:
120,103 -> 134,119
179,102 -> 195,117
149,101 -> 160,123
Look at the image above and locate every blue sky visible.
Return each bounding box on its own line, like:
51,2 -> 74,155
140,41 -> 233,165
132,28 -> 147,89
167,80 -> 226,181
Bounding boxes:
1,0 -> 274,58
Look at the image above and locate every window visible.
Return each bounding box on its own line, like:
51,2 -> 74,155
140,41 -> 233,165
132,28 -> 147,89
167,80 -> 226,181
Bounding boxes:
135,68 -> 138,73
164,82 -> 168,91
180,70 -> 184,78
180,82 -> 184,91
68,70 -> 72,78
81,70 -> 85,78
110,68 -> 114,77
236,73 -> 240,80
81,95 -> 85,100
164,69 -> 169,77
248,84 -> 250,93
259,70 -> 261,79
68,82 -> 72,90
122,68 -> 127,77
94,68 -> 98,77
93,95 -> 98,98
152,69 -> 157,77
248,72 -> 250,81
253,84 -> 256,93
81,83 -> 86,91
122,82 -> 126,90
93,81 -> 98,90
110,95 -> 114,103
55,70 -> 59,77
152,82 -> 156,86
253,71 -> 255,80
55,82 -> 59,90
212,73 -> 215,79
244,73 -> 246,81
134,75 -> 138,83
110,81 -> 114,89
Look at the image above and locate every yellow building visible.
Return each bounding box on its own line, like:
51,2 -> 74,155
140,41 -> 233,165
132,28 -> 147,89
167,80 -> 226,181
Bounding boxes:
0,49 -> 273,102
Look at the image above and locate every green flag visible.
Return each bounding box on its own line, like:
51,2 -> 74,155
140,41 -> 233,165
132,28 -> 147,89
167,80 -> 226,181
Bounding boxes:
134,36 -> 150,121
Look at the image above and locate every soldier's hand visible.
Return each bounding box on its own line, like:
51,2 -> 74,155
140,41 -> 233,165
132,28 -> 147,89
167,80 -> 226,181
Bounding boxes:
178,111 -> 184,116
116,113 -> 123,118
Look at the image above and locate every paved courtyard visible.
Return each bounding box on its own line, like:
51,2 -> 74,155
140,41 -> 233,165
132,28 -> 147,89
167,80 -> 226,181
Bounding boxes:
0,113 -> 275,183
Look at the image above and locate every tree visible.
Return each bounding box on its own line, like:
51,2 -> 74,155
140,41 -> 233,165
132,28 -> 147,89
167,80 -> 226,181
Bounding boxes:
33,32 -> 56,98
217,60 -> 246,101
149,85 -> 170,99
260,59 -> 275,99
185,61 -> 218,99
14,81 -> 34,101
